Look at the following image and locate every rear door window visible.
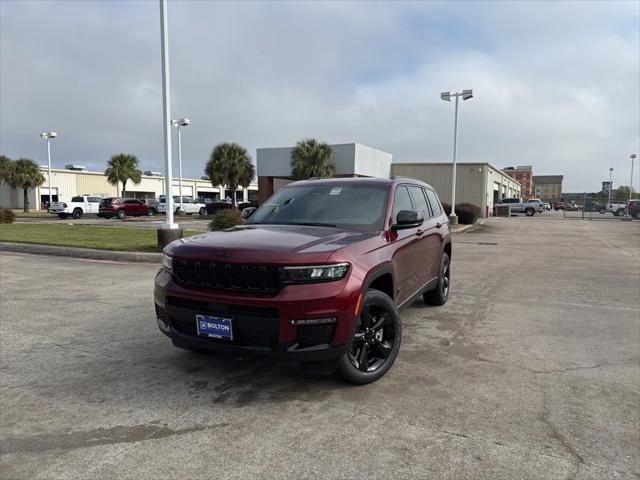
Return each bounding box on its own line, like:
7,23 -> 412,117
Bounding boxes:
425,189 -> 443,216
71,196 -> 84,202
409,186 -> 431,218
391,186 -> 414,223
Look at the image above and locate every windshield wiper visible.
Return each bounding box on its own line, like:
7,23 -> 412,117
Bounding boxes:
293,222 -> 338,228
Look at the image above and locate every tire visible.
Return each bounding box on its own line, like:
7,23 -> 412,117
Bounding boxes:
336,289 -> 401,385
104,216 -> 111,219
525,208 -> 535,216
599,208 -> 606,215
116,209 -> 126,220
633,211 -> 640,220
199,207 -> 206,216
147,208 -> 156,217
58,213 -> 68,219
72,208 -> 83,219
423,252 -> 450,306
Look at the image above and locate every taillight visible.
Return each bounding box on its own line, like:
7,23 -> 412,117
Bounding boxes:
63,203 -> 67,208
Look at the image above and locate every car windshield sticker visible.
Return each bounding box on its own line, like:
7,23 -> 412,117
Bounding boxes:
329,188 -> 342,195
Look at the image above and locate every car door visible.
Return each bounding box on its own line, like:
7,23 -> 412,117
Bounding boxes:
411,186 -> 443,285
388,185 -> 424,305
87,197 -> 101,214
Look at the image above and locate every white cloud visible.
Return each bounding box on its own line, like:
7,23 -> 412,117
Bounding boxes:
1,0 -> 638,192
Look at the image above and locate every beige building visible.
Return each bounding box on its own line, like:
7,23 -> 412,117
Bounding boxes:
0,166 -> 258,210
533,175 -> 563,202
390,163 -> 522,217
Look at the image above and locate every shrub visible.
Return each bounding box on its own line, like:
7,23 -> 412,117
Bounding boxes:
0,208 -> 16,224
440,202 -> 481,224
209,209 -> 242,231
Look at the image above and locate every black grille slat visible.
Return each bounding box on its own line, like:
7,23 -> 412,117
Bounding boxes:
173,258 -> 280,293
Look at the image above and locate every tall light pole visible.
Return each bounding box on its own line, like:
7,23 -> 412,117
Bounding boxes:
159,0 -> 176,230
172,117 -> 190,213
40,132 -> 57,208
608,167 -> 613,208
440,89 -> 473,225
631,154 -> 637,201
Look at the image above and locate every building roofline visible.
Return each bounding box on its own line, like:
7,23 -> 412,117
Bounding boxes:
392,162 -> 518,178
38,166 -> 257,187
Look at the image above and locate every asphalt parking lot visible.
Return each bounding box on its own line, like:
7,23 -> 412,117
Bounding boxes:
1,217 -> 639,479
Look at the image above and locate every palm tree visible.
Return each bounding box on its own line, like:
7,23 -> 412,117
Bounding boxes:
0,155 -> 13,185
205,143 -> 255,207
290,138 -> 334,180
105,154 -> 142,197
7,158 -> 45,212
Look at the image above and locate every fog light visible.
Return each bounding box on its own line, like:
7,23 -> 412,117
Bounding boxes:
289,318 -> 336,326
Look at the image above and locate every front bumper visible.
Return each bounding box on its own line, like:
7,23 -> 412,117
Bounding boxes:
153,269 -> 361,361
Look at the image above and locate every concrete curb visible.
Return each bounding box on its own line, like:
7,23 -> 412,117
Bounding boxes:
452,220 -> 483,235
0,242 -> 161,263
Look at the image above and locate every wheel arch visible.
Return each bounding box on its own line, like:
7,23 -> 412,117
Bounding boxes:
362,264 -> 396,303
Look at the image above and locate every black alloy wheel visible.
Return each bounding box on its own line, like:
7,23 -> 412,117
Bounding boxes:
525,208 -> 535,216
72,208 -> 82,219
336,289 -> 401,385
117,209 -> 126,219
424,252 -> 450,306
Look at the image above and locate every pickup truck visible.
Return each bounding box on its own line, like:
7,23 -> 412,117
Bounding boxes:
158,196 -> 207,215
596,202 -> 627,215
48,195 -> 103,219
496,198 -> 544,216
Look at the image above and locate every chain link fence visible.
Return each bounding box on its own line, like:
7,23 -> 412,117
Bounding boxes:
560,193 -> 635,220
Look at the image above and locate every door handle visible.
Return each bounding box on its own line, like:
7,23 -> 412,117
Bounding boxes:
416,229 -> 424,236
435,223 -> 442,229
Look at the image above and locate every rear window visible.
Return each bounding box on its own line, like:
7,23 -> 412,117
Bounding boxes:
71,196 -> 84,202
100,198 -> 114,206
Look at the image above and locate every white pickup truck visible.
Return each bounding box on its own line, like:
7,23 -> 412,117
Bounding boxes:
48,195 -> 103,219
496,198 -> 545,216
158,196 -> 207,215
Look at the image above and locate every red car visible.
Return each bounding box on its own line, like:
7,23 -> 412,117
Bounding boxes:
154,178 -> 452,384
98,197 -> 156,219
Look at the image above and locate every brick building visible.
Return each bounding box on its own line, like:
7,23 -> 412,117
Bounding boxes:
503,166 -> 534,199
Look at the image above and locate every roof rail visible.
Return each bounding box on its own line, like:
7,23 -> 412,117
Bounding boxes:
389,175 -> 412,180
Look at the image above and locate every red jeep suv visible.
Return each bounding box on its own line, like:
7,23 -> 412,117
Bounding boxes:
154,178 -> 452,384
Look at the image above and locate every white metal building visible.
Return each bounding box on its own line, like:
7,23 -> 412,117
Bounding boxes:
0,165 -> 258,210
391,162 -> 522,217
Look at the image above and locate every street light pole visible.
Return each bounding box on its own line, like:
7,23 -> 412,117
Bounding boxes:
40,132 -> 57,209
440,89 -> 473,225
172,118 -> 190,213
159,0 -> 176,230
631,154 -> 637,201
608,167 -> 613,208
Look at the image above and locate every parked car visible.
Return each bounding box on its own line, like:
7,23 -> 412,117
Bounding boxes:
158,196 -> 207,215
626,199 -> 640,219
204,200 -> 235,215
496,198 -> 544,216
542,202 -> 551,211
154,177 -> 452,384
554,202 -> 566,211
48,195 -> 102,219
98,197 -> 156,219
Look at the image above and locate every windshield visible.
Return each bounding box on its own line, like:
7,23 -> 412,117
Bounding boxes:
247,184 -> 389,231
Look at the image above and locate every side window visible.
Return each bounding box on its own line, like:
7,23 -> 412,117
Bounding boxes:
88,197 -> 101,203
409,186 -> 431,218
125,200 -> 137,205
425,189 -> 443,216
391,186 -> 413,223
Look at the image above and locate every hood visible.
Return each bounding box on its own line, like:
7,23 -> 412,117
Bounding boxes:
165,224 -> 377,264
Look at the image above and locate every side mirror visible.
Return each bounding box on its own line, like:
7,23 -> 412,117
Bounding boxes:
392,210 -> 424,230
241,207 -> 256,220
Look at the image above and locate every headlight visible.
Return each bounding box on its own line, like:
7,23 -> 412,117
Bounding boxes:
281,263 -> 349,284
162,253 -> 173,273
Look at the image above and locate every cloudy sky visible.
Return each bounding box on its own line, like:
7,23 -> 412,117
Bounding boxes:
1,0 -> 638,191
